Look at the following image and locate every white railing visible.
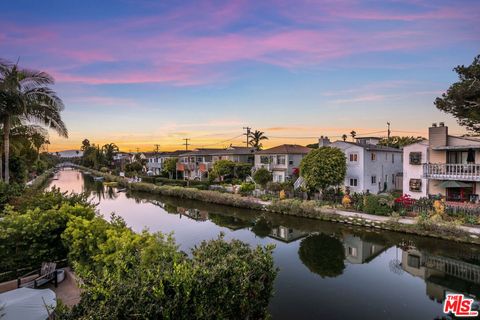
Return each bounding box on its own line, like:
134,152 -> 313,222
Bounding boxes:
423,163 -> 480,181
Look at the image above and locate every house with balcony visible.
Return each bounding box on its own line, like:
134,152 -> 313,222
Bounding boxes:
254,144 -> 311,183
320,136 -> 403,194
176,146 -> 255,180
146,150 -> 187,175
403,123 -> 480,202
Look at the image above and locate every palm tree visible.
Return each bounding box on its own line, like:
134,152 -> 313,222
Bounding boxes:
350,130 -> 356,141
248,130 -> 268,150
102,143 -> 119,166
0,59 -> 67,183
342,134 -> 347,142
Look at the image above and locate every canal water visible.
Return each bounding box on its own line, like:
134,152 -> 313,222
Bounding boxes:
48,168 -> 480,319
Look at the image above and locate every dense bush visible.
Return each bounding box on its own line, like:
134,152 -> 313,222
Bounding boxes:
363,194 -> 395,216
253,168 -> 272,187
0,189 -> 95,278
0,182 -> 24,210
60,215 -> 276,319
239,182 -> 255,195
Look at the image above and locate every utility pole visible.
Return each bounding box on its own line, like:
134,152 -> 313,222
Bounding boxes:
183,138 -> 190,151
243,127 -> 251,147
387,122 -> 391,147
154,144 -> 160,154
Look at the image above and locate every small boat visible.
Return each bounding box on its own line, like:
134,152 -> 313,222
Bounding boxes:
83,171 -> 91,175
93,176 -> 104,182
117,188 -> 127,193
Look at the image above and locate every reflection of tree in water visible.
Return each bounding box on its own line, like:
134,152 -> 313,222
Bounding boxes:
251,217 -> 272,238
208,212 -> 252,230
298,234 -> 345,278
82,175 -> 118,201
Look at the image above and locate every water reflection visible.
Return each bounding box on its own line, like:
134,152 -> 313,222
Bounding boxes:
48,168 -> 480,319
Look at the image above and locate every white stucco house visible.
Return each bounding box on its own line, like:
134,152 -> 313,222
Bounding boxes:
403,123 -> 480,202
320,136 -> 403,194
254,144 -> 311,183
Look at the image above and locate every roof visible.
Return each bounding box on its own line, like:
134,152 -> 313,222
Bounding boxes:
332,141 -> 402,153
256,144 -> 312,155
146,150 -> 190,158
211,147 -> 255,156
432,145 -> 480,151
178,148 -> 223,157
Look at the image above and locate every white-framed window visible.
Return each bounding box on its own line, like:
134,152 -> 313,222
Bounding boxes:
392,154 -> 395,163
289,160 -> 293,165
371,153 -> 376,161
260,156 -> 269,164
371,176 -> 376,184
392,174 -> 395,184
277,155 -> 286,165
349,178 -> 358,187
348,247 -> 358,257
349,153 -> 358,162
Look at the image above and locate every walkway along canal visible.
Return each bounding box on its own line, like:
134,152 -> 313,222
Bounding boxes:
48,167 -> 480,320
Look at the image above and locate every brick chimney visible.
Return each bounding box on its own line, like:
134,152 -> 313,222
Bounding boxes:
318,136 -> 331,147
428,122 -> 448,148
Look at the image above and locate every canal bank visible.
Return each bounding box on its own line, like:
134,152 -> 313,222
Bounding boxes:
47,168 -> 480,320
69,165 -> 480,245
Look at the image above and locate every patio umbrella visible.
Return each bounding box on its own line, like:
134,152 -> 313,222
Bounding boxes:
439,180 -> 472,188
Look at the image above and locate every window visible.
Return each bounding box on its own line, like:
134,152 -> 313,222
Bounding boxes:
349,178 -> 358,187
349,153 -> 358,162
371,153 -> 376,161
392,154 -> 395,163
409,152 -> 422,165
277,155 -> 286,165
409,179 -> 422,192
392,174 -> 395,184
289,160 -> 293,165
348,247 -> 358,257
260,156 -> 269,164
371,176 -> 376,184
407,254 -> 421,269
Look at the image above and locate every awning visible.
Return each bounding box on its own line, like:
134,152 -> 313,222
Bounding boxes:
439,180 -> 473,188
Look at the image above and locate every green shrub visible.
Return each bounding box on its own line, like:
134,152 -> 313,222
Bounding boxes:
363,194 -> 394,216
239,182 -> 255,195
0,182 -> 24,210
60,215 -> 277,319
253,168 -> 272,187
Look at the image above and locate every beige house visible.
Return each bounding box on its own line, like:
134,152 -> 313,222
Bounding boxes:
254,144 -> 311,183
403,123 -> 480,202
176,146 -> 255,180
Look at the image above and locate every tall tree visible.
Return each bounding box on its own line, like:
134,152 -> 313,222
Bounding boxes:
300,147 -> 346,194
248,130 -> 268,150
102,143 -> 119,166
342,134 -> 347,142
0,59 -> 67,183
350,130 -> 356,141
435,54 -> 480,133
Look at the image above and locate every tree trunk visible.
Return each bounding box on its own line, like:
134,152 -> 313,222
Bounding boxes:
3,116 -> 11,184
0,147 -> 3,182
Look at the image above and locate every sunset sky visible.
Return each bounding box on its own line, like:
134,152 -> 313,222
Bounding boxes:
1,0 -> 479,151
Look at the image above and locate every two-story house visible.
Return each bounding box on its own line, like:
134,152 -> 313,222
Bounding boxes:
176,146 -> 255,180
254,144 -> 311,183
146,150 -> 188,175
403,123 -> 480,202
321,136 -> 403,194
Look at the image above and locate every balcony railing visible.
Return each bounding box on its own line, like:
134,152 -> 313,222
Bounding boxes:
423,163 -> 480,181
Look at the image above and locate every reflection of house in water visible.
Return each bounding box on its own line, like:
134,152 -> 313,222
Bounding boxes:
342,234 -> 386,264
402,249 -> 480,303
177,207 -> 209,221
268,226 -> 307,243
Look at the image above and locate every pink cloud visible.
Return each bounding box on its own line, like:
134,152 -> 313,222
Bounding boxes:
2,0 -> 478,86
